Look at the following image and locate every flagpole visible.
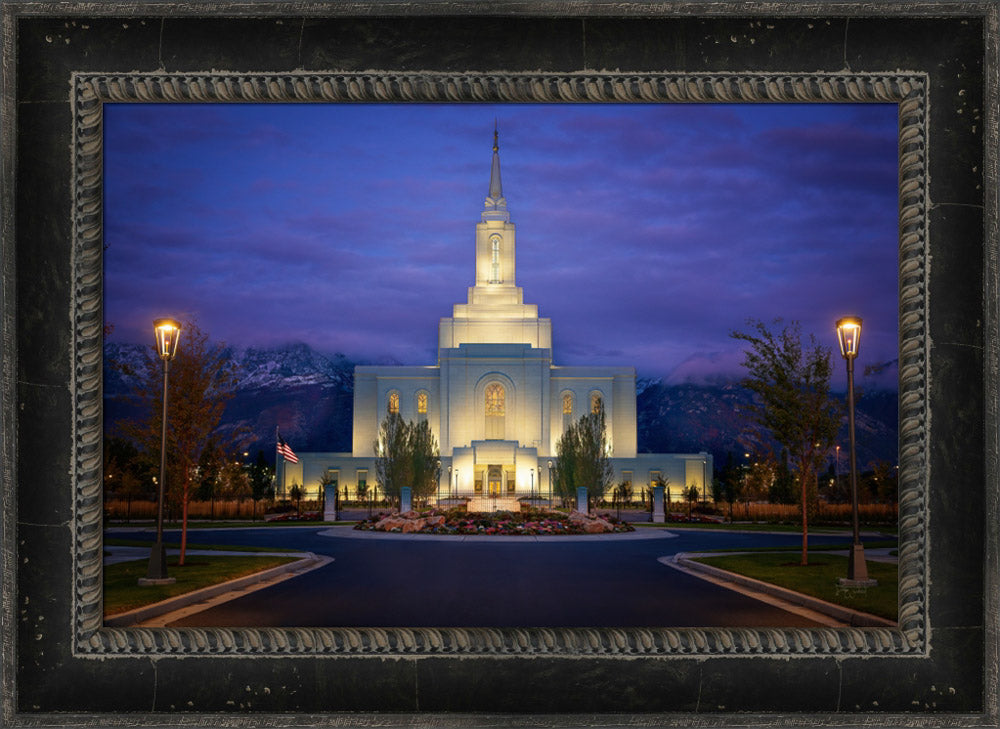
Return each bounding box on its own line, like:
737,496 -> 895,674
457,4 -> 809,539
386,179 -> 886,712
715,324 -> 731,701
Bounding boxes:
275,425 -> 282,500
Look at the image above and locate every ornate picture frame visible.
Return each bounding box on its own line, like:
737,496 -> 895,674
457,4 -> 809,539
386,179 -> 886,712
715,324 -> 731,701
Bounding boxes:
3,1 -> 997,724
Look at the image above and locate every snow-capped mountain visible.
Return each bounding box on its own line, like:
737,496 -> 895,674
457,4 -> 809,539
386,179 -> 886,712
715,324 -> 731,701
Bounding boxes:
103,341 -> 356,456
104,341 -> 898,468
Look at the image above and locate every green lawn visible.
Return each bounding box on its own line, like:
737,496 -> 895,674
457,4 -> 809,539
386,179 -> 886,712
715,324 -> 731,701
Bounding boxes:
634,521 -> 896,535
699,539 -> 898,553
105,538 -> 284,552
691,552 -> 898,621
107,520 -> 340,529
104,555 -> 298,617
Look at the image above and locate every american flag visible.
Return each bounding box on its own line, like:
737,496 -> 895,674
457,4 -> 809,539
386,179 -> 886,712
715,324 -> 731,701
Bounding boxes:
277,435 -> 298,463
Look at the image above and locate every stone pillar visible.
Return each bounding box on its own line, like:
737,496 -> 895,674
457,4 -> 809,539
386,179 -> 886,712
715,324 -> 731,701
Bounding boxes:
576,487 -> 588,514
652,485 -> 665,523
400,487 -> 413,514
323,483 -> 338,522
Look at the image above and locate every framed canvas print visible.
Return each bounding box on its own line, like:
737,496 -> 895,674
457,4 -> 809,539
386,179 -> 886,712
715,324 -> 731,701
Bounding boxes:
2,1 -> 997,726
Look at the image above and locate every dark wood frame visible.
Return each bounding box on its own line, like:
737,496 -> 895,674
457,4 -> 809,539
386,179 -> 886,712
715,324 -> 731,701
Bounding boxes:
2,1 -> 997,725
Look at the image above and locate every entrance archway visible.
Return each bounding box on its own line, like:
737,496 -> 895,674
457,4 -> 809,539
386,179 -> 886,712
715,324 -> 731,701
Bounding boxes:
487,465 -> 503,495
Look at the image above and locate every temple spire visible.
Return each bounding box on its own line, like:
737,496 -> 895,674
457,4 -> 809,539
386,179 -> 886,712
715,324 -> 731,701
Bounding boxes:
482,123 -> 509,222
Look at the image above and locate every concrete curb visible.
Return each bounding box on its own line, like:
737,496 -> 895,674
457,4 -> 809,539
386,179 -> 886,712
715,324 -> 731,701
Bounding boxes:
105,552 -> 322,627
672,553 -> 897,628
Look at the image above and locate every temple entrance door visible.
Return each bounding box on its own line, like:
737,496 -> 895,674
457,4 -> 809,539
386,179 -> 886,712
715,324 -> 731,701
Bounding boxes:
487,465 -> 503,496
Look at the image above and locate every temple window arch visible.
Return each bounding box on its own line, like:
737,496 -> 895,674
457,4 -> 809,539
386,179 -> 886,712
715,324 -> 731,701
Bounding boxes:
590,392 -> 604,414
416,390 -> 429,421
561,391 -> 575,431
387,390 -> 400,414
485,382 -> 505,439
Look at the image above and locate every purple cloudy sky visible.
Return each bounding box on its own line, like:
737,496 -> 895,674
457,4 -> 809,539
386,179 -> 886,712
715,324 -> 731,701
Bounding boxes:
104,103 -> 899,389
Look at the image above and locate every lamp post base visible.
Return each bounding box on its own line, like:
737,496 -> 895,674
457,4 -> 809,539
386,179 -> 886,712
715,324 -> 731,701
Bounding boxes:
839,543 -> 877,588
139,541 -> 175,586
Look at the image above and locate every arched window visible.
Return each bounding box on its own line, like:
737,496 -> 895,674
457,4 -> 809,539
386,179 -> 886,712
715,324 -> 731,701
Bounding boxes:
562,392 -> 574,431
416,391 -> 428,421
485,383 -> 505,439
489,235 -> 502,283
591,393 -> 603,414
388,391 -> 400,414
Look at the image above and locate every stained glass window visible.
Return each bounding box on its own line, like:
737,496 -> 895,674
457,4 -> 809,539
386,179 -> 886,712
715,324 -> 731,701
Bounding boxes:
388,391 -> 399,414
485,383 -> 505,416
591,393 -> 603,414
562,393 -> 573,414
417,391 -> 428,414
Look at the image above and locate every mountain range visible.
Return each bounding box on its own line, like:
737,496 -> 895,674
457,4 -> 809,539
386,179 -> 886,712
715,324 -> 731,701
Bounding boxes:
104,341 -> 898,471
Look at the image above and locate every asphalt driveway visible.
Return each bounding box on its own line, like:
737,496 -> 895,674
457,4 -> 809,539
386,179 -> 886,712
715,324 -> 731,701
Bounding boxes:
107,525 -> 872,628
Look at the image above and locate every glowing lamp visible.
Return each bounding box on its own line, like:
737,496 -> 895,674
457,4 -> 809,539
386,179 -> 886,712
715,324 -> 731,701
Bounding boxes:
835,317 -> 862,359
153,318 -> 182,360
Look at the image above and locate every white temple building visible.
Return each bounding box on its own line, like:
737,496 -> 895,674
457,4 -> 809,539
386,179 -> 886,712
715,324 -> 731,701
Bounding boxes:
279,132 -> 712,510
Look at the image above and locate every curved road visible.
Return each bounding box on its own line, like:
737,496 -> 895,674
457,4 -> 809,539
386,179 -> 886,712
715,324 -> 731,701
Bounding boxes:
109,526 -> 867,628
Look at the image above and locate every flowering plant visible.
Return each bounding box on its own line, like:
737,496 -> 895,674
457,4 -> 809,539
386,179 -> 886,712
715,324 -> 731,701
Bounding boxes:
353,507 -> 634,535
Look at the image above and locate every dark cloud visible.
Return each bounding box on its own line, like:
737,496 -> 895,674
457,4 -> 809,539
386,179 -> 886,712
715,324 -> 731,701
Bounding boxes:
105,103 -> 900,384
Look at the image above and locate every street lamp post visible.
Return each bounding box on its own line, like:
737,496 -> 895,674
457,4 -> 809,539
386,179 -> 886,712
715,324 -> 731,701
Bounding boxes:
835,444 -> 841,499
836,316 -> 876,587
140,318 -> 181,586
547,460 -> 553,506
530,468 -> 534,504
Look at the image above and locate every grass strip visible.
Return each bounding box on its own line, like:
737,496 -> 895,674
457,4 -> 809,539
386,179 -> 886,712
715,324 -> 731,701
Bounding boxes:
107,520 -> 345,529
633,522 -> 896,535
691,552 -> 897,621
104,538 -> 285,552
699,540 -> 898,553
104,555 -> 298,617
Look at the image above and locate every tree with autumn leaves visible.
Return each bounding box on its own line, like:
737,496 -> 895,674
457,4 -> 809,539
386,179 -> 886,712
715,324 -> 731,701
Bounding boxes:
731,319 -> 841,566
115,321 -> 241,565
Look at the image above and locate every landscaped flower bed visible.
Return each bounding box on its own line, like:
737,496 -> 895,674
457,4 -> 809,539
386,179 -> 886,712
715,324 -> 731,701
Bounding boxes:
353,507 -> 635,535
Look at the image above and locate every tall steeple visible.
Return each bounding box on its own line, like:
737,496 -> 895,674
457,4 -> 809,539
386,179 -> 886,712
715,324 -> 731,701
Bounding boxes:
482,122 -> 509,222
437,126 -> 552,354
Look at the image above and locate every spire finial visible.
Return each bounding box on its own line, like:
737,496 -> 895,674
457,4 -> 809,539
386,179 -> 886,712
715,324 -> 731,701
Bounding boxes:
482,121 -> 509,222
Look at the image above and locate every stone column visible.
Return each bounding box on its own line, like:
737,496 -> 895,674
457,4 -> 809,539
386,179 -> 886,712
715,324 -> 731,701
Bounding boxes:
576,487 -> 588,514
652,485 -> 665,523
400,487 -> 413,514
